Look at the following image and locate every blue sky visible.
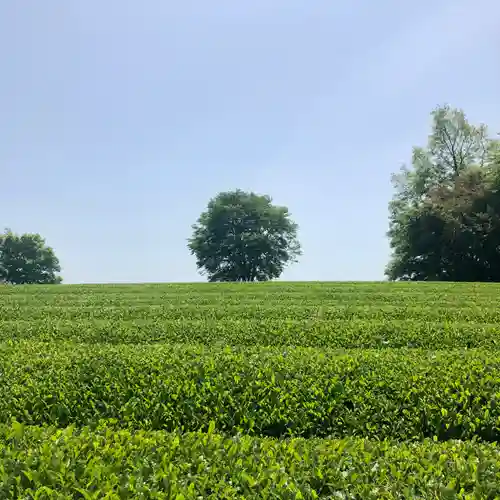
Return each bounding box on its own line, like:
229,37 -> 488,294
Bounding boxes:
1,1 -> 499,283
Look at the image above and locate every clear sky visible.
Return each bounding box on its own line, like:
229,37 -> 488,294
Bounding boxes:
1,1 -> 499,283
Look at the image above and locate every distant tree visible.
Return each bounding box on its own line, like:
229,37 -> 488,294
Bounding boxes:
188,190 -> 301,282
387,166 -> 500,281
0,229 -> 62,284
387,105 -> 500,281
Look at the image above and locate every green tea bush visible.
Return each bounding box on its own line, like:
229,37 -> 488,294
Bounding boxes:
1,423 -> 499,499
2,282 -> 500,348
3,282 -> 500,495
2,342 -> 500,441
2,316 -> 500,347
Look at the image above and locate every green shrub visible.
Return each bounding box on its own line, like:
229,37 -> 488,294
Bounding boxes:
1,342 -> 500,440
2,282 -> 500,348
1,423 -> 500,499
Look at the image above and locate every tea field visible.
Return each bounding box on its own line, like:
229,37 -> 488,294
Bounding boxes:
1,281 -> 500,498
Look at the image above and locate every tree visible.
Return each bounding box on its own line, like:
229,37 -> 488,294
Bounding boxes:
0,229 -> 62,284
188,190 -> 301,282
387,105 -> 500,281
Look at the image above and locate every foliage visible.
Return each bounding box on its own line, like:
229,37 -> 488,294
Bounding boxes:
0,229 -> 62,285
3,281 -> 500,494
188,190 -> 301,282
1,424 -> 500,499
387,105 -> 500,281
2,341 -> 500,441
3,282 -> 500,348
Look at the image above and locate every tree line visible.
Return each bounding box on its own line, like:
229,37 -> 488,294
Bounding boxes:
2,104 -> 499,285
387,105 -> 500,281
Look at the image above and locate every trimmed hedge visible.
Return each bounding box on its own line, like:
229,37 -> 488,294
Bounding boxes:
2,282 -> 500,348
1,424 -> 500,498
2,317 -> 500,348
2,342 -> 500,440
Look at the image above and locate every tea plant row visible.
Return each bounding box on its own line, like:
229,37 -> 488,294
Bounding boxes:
1,423 -> 499,499
4,302 -> 500,322
2,282 -> 500,308
2,316 -> 500,348
2,342 -> 500,441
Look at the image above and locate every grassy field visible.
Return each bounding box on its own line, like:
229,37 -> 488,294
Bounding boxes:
1,281 -> 500,498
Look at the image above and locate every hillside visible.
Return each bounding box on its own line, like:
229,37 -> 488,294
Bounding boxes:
1,282 -> 500,498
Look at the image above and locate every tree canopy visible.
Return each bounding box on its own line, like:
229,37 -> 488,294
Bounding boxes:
188,190 -> 301,282
387,105 -> 500,281
0,229 -> 62,285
